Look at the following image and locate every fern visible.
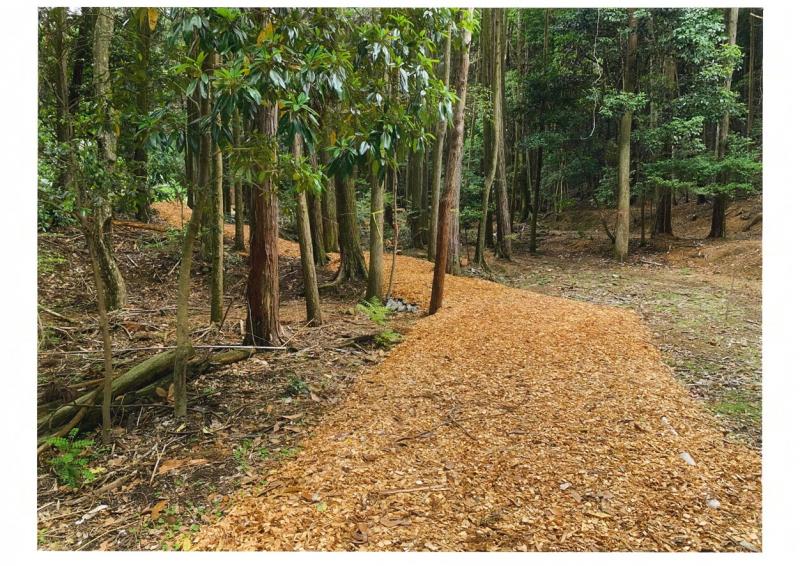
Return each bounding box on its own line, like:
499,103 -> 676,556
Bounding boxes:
47,428 -> 96,488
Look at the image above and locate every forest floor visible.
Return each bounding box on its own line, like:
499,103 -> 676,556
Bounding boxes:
470,197 -> 763,448
36,197 -> 762,552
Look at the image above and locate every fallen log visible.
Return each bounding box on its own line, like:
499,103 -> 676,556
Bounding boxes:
37,349 -> 254,439
38,350 -> 177,434
743,213 -> 762,231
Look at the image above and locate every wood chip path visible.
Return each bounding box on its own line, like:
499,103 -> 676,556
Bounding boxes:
152,203 -> 761,551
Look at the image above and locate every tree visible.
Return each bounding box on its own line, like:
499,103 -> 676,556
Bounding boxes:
430,9 -> 473,315
85,7 -> 128,310
475,9 -> 504,268
427,30 -> 452,261
614,9 -> 638,261
709,8 -> 739,239
209,51 -> 225,324
244,101 -> 284,345
232,109 -> 246,251
292,134 -> 323,325
132,9 -> 155,222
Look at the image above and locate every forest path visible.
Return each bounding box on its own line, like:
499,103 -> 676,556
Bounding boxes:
151,202 -> 761,551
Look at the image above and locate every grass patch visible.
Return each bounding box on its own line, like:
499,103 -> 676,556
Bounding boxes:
38,251 -> 67,275
711,391 -> 761,421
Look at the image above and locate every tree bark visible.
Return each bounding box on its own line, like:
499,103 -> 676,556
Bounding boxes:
430,10 -> 472,315
427,32 -> 451,261
319,151 -> 339,252
528,9 -> 548,254
494,9 -> 513,259
333,171 -> 368,283
293,134 -> 322,325
366,164 -> 385,301
614,8 -> 638,261
408,149 -> 425,248
476,9 -> 505,267
307,154 -> 328,266
88,8 -> 127,310
709,8 -> 739,239
244,102 -> 284,345
210,52 -> 224,324
232,109 -> 246,251
133,9 -> 152,222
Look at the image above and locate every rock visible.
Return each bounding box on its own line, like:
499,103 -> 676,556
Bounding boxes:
706,498 -> 721,509
679,451 -> 696,466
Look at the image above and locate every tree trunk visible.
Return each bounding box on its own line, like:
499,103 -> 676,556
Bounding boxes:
293,134 -> 322,325
653,186 -> 673,235
614,9 -> 638,261
210,137 -> 224,322
89,8 -> 127,310
408,149 -> 425,248
746,10 -> 756,138
430,10 -> 472,315
244,102 -> 284,345
133,10 -> 152,222
307,154 -> 328,266
173,51 -> 211,416
366,164 -> 385,301
210,52 -> 224,324
427,32 -> 451,261
333,171 -> 368,283
172,192 -> 203,418
494,9 -> 513,259
319,151 -> 339,252
528,9 -> 549,254
710,8 -> 739,239
50,8 -> 74,197
232,109 -> 245,251
476,9 -> 505,267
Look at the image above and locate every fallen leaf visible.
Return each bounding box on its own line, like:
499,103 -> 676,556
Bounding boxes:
150,499 -> 168,521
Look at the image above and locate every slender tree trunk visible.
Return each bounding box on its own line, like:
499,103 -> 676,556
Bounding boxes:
232,109 -> 245,251
427,32 -> 451,261
293,134 -> 322,325
494,9 -> 513,259
476,9 -> 506,267
746,10 -> 756,138
210,121 -> 224,322
333,171 -> 368,283
307,154 -> 328,266
172,194 -> 203,418
529,9 -> 549,254
366,164 -> 385,301
50,8 -> 74,197
446,135 -> 462,274
319,150 -> 339,252
89,8 -> 127,310
408,149 -> 425,248
244,102 -> 284,345
133,10 -> 152,222
430,10 -> 472,315
614,9 -> 638,261
710,8 -> 739,239
386,164 -> 400,300
185,95 -> 196,211
420,153 -> 430,246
